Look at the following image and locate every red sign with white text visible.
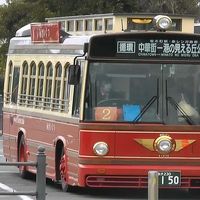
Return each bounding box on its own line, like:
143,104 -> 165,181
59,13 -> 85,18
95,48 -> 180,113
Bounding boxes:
31,22 -> 60,43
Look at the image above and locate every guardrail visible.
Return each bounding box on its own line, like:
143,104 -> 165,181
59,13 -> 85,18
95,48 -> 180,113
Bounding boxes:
0,95 -> 3,135
0,146 -> 46,200
148,171 -> 159,200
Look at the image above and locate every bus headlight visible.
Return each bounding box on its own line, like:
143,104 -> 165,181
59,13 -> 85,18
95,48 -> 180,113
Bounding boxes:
154,136 -> 175,154
159,140 -> 172,152
93,142 -> 109,156
154,15 -> 172,31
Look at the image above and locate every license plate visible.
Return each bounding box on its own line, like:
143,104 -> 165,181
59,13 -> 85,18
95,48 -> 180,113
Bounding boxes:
158,171 -> 181,187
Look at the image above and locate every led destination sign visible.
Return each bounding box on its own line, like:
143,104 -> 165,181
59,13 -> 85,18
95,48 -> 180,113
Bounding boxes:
88,33 -> 200,60
117,39 -> 200,59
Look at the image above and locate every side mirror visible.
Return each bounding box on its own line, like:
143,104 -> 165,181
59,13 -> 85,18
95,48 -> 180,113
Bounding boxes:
68,64 -> 81,85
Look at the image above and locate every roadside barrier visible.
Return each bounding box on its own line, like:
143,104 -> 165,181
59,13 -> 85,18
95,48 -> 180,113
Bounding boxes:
0,94 -> 3,135
148,171 -> 159,200
0,146 -> 46,200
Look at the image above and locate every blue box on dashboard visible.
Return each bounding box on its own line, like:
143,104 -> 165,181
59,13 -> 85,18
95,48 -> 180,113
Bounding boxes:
123,104 -> 141,121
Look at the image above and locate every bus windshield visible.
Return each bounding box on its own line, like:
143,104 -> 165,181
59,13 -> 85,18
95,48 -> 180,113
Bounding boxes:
84,62 -> 200,125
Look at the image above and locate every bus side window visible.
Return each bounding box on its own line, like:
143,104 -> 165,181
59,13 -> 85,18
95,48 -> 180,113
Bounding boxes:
61,64 -> 70,112
11,67 -> 20,104
72,60 -> 84,117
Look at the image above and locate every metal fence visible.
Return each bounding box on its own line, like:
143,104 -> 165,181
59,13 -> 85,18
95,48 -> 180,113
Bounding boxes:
0,94 -> 3,134
0,146 -> 46,200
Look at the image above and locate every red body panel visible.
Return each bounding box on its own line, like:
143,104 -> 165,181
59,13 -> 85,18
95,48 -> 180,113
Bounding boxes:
78,126 -> 200,188
3,111 -> 200,188
3,112 -> 79,182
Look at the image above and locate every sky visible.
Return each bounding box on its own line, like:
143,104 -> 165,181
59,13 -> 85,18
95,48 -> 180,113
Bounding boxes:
0,0 -> 5,5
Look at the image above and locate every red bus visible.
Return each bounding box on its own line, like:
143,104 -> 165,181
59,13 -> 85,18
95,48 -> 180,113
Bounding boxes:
3,15 -> 200,192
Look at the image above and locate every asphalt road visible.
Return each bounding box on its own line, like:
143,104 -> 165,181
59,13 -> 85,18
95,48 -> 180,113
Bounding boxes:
0,136 -> 200,200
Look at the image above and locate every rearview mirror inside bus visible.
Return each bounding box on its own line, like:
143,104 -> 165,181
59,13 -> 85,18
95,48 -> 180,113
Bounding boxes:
68,64 -> 81,85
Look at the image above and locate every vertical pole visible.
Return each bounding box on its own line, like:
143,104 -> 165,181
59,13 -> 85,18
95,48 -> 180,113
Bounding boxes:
148,171 -> 159,200
36,146 -> 46,200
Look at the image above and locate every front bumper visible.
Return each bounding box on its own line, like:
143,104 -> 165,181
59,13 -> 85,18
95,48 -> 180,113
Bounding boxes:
78,164 -> 200,188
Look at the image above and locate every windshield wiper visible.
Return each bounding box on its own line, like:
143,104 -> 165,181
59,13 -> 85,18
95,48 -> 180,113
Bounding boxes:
133,78 -> 159,122
133,96 -> 158,122
166,96 -> 194,125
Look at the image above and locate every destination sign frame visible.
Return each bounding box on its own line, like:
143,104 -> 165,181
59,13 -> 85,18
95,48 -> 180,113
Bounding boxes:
88,33 -> 200,60
31,22 -> 61,43
117,39 -> 200,59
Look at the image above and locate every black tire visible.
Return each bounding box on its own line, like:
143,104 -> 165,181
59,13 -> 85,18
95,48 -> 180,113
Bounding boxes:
59,148 -> 72,192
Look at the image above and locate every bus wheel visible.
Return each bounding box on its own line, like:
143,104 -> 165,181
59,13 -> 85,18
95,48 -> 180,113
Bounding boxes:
18,136 -> 28,178
59,151 -> 70,192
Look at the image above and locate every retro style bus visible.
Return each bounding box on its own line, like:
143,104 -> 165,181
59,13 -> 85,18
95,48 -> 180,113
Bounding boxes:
3,15 -> 200,192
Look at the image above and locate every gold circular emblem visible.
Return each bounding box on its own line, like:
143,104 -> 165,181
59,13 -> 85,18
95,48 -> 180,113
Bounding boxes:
153,135 -> 176,154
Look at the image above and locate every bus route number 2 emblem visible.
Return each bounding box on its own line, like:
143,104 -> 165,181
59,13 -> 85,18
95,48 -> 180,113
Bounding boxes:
95,107 -> 119,121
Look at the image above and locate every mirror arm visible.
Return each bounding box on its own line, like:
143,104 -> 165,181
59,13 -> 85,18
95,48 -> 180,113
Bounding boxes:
73,43 -> 88,65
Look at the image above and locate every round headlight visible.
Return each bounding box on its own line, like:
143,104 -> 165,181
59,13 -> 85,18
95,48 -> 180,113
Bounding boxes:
159,140 -> 172,152
93,142 -> 109,156
154,135 -> 175,154
154,15 -> 172,31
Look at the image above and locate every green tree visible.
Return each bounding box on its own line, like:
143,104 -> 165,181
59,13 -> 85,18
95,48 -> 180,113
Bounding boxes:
111,0 -> 138,13
0,0 -> 199,77
0,0 -> 55,76
138,0 -> 200,14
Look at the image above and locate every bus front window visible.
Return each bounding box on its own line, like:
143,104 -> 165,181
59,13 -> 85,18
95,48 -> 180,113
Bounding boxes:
84,62 -> 200,125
